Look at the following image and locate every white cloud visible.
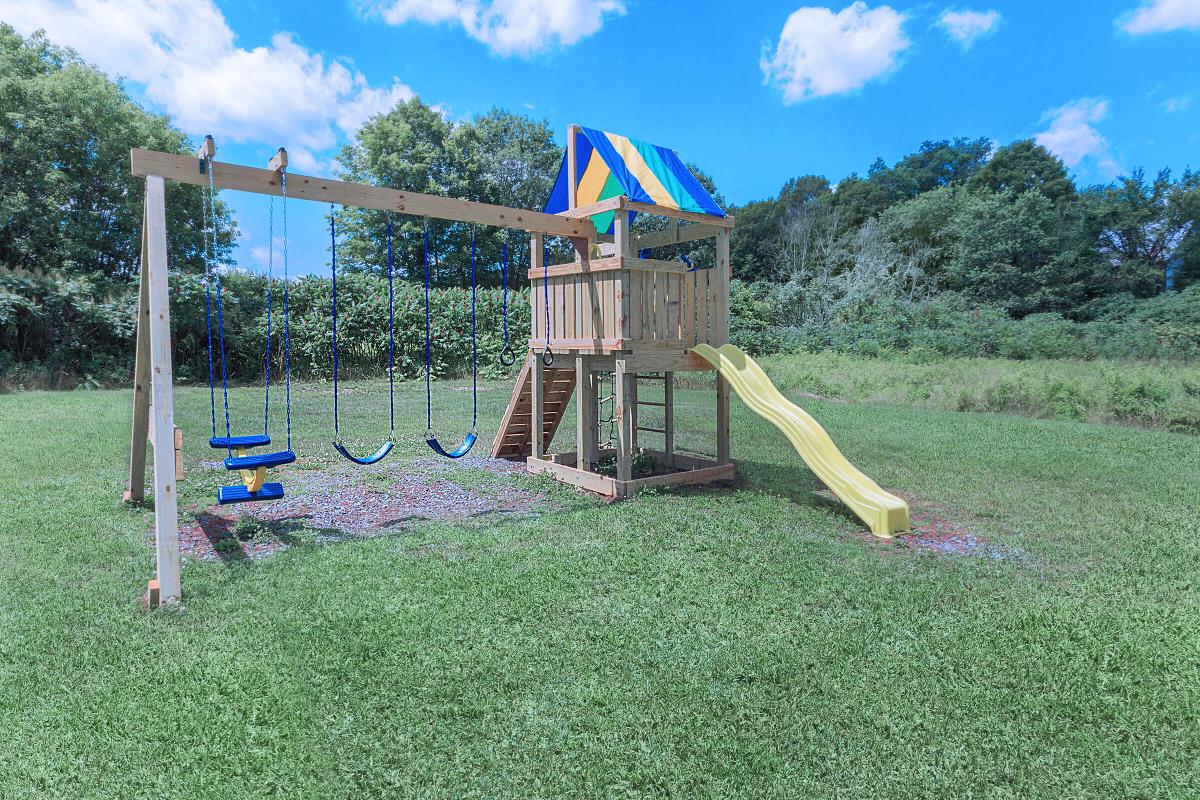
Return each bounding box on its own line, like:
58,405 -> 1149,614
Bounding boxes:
760,2 -> 911,104
937,8 -> 1001,48
0,0 -> 415,170
1119,0 -> 1200,34
1035,98 -> 1121,176
358,0 -> 625,57
1163,95 -> 1193,113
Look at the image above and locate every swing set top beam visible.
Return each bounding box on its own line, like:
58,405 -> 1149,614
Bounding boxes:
129,148 -> 598,240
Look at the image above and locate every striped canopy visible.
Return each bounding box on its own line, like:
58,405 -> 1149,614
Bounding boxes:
544,126 -> 725,235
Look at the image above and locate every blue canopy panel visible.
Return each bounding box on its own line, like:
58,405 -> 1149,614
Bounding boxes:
544,127 -> 725,236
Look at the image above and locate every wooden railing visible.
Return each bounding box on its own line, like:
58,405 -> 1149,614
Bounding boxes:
527,255 -> 729,354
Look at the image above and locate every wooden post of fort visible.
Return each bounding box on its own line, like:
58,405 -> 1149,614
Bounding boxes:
715,229 -> 731,464
576,355 -> 597,471
615,358 -> 635,484
530,233 -> 546,458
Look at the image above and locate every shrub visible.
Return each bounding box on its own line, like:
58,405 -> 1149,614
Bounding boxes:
0,266 -> 531,389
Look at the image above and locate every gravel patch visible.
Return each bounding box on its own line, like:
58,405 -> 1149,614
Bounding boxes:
176,463 -> 545,563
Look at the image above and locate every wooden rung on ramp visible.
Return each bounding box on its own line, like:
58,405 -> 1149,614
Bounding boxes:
491,354 -> 576,460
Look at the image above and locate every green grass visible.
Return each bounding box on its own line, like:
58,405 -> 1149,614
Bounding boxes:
1,367 -> 1198,798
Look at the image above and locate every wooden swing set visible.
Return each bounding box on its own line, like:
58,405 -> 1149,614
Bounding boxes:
124,125 -> 736,606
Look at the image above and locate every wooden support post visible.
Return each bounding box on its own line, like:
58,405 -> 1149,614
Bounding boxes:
615,359 -> 635,484
714,229 -> 732,465
268,147 -> 288,173
531,231 -> 545,349
531,348 -> 545,459
630,374 -> 639,450
196,135 -> 214,161
566,124 -> 579,211
124,221 -> 152,503
664,372 -> 675,466
613,204 -> 632,259
145,175 -> 181,603
716,375 -> 731,466
714,229 -> 731,345
174,427 -> 184,481
576,355 -> 597,471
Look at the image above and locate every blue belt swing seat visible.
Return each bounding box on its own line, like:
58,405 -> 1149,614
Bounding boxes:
200,147 -> 295,504
423,220 -> 479,459
329,209 -> 396,466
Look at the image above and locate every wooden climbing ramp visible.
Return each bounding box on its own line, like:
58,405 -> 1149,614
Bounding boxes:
491,355 -> 576,460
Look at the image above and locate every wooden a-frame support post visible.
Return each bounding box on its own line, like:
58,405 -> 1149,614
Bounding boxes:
124,175 -> 181,606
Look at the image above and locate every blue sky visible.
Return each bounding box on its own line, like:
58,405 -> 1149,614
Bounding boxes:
3,0 -> 1198,274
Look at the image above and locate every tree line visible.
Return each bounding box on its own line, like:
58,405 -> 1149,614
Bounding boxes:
1,24 -> 1197,388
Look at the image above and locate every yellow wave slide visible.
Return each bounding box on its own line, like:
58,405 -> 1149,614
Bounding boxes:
692,343 -> 910,537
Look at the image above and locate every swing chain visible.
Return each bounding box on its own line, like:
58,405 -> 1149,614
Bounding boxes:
498,233 -> 515,367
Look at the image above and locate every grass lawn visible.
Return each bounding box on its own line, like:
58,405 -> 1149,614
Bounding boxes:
1,363 -> 1198,798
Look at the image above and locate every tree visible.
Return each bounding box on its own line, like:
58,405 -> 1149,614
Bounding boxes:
969,139 -> 1076,206
730,175 -> 829,281
335,98 -> 454,280
878,186 -> 964,284
946,188 -> 1099,314
335,100 -> 563,288
892,137 -> 992,193
1082,168 -> 1200,295
0,24 -> 229,279
445,109 -> 562,287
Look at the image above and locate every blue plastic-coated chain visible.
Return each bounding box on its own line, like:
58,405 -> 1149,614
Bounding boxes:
263,194 -> 273,437
470,226 -> 478,430
203,279 -> 218,437
201,178 -> 218,438
282,171 -> 292,450
330,205 -> 340,441
542,241 -> 553,365
387,219 -> 395,437
498,235 -> 515,367
423,220 -> 432,433
208,157 -> 233,453
501,238 -> 509,346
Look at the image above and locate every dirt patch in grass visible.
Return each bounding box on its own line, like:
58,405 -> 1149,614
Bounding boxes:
175,464 -> 546,563
828,488 -> 1026,561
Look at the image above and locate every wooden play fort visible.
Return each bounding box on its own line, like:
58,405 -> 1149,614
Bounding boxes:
490,126 -> 737,497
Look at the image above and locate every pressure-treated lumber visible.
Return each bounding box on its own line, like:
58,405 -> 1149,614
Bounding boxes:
195,135 -> 214,161
267,147 -> 288,173
567,124 -> 579,211
527,455 -> 617,496
144,176 -> 181,603
130,149 -> 595,239
124,221 -> 152,504
614,360 -> 635,482
634,223 -> 722,251
527,450 -> 734,500
490,356 -> 576,460
576,355 -> 598,471
526,255 -> 702,279
715,229 -> 732,464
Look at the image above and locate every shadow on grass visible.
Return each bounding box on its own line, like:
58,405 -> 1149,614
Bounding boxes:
722,457 -> 866,529
190,511 -> 335,566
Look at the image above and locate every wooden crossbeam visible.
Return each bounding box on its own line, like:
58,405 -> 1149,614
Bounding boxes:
634,223 -> 723,251
526,255 -> 703,279
130,148 -> 596,239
